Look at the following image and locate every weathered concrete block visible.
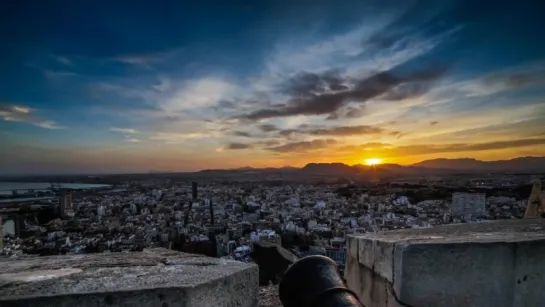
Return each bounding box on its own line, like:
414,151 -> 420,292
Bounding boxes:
373,239 -> 395,282
394,241 -> 515,306
0,248 -> 258,307
357,236 -> 374,269
347,235 -> 359,260
512,238 -> 545,306
357,238 -> 395,283
346,244 -> 401,307
347,219 -> 545,307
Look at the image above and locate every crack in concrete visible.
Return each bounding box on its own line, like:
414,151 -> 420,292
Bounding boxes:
389,243 -> 415,307
387,282 -> 415,307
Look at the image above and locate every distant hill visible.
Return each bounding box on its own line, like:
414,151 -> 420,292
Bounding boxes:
411,156 -> 545,172
196,156 -> 545,176
301,163 -> 358,175
412,158 -> 484,169
197,166 -> 298,174
301,162 -> 457,176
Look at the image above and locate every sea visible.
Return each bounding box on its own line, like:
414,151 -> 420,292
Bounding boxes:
0,182 -> 112,196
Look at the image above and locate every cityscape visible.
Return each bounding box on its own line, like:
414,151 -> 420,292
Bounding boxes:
1,164 -> 543,282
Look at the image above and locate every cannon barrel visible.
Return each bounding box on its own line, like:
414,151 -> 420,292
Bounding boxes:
279,255 -> 364,307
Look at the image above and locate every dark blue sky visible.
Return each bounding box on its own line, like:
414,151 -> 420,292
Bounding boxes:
2,0 -> 545,174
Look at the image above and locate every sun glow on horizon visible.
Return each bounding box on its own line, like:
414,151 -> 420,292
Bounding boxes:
365,158 -> 382,166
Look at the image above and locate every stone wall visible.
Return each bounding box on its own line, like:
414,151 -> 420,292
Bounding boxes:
346,219 -> 545,307
0,248 -> 258,307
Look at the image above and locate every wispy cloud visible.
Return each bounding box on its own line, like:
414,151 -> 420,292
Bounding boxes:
55,56 -> 73,66
368,138 -> 545,158
109,127 -> 138,134
125,138 -> 141,143
35,120 -> 64,129
152,76 -> 172,92
10,106 -> 31,114
225,142 -> 253,150
237,66 -> 448,121
43,70 -> 77,80
77,16 -> 457,142
233,131 -> 253,137
149,131 -> 219,144
90,82 -> 162,107
162,78 -> 237,113
247,137 -> 545,160
264,15 -> 456,78
338,142 -> 392,152
258,124 -> 279,132
417,62 -> 545,109
300,125 -> 389,137
0,104 -> 64,129
266,139 -> 338,153
116,55 -> 160,66
276,124 -> 397,138
111,49 -> 181,67
264,18 -> 441,77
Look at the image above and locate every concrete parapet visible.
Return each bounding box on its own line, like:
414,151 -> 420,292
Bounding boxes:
0,248 -> 258,307
346,219 -> 545,307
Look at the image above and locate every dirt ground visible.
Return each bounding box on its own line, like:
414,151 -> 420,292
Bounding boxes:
258,285 -> 282,307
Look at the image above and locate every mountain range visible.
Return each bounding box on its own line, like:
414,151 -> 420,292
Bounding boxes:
410,156 -> 545,172
200,156 -> 545,175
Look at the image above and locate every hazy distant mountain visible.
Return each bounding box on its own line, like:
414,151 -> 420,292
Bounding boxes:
301,162 -> 453,176
235,166 -> 255,170
301,163 -> 358,175
411,158 -> 486,170
198,156 -> 545,176
198,165 -> 298,174
353,163 -> 455,175
411,156 -> 545,172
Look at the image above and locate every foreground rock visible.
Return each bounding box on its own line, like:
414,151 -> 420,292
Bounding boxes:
0,248 -> 258,307
346,218 -> 545,307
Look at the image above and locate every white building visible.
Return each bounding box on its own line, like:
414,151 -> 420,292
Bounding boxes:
314,200 -> 326,209
130,203 -> 138,215
97,205 -> 106,217
307,220 -> 318,230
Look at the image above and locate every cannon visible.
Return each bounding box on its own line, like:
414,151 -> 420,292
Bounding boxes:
279,255 -> 364,307
252,241 -> 298,285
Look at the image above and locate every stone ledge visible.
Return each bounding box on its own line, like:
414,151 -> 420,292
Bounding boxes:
0,248 -> 258,307
346,219 -> 545,307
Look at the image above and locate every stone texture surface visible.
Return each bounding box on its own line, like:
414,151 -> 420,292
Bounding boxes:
346,218 -> 545,307
258,285 -> 282,307
0,248 -> 258,307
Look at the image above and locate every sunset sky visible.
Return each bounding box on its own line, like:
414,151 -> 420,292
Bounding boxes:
1,0 -> 545,174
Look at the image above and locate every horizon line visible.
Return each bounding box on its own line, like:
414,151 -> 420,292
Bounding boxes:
0,155 -> 543,178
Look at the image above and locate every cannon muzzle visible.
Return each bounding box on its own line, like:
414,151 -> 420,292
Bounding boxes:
279,255 -> 364,307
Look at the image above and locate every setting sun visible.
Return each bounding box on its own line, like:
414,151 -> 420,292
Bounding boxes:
365,158 -> 382,166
